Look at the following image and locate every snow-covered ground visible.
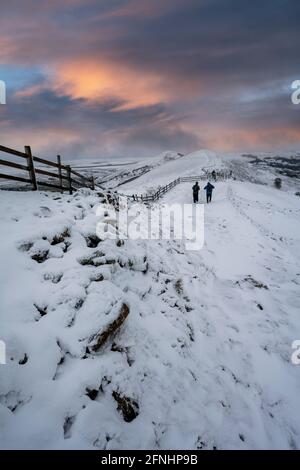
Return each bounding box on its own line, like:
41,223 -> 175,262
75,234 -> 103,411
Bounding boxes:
0,151 -> 300,449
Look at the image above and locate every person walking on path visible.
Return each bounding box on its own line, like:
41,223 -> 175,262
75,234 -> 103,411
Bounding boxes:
204,182 -> 215,203
192,181 -> 200,203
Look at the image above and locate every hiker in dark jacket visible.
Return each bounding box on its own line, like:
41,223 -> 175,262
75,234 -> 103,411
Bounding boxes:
192,182 -> 200,203
204,182 -> 215,203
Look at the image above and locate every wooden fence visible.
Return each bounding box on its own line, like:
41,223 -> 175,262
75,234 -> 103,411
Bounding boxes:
126,172 -> 232,203
127,177 -> 181,203
0,144 -> 95,194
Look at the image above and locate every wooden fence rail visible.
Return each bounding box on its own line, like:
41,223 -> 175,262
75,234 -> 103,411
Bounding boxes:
0,144 -> 95,194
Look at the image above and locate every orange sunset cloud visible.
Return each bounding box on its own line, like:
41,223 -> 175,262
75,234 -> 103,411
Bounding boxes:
50,60 -> 169,110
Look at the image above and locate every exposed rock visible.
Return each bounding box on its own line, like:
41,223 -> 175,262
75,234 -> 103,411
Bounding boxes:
93,257 -> 111,267
34,303 -> 48,317
112,391 -> 139,422
78,257 -> 95,266
74,298 -> 84,310
78,250 -> 105,266
19,353 -> 28,365
31,249 -> 49,263
85,388 -> 99,401
43,272 -> 63,284
244,275 -> 269,290
111,342 -> 125,353
62,241 -> 71,253
174,279 -> 183,295
51,228 -> 70,245
85,234 -> 101,248
63,415 -> 75,439
185,305 -> 194,312
99,376 -> 111,392
237,275 -> 269,290
89,303 -> 130,352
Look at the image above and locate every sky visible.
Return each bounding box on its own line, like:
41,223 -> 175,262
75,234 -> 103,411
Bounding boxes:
0,0 -> 299,161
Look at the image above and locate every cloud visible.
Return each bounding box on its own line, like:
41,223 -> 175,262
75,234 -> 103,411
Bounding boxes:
0,85 -> 200,158
0,0 -> 299,157
51,60 -> 170,110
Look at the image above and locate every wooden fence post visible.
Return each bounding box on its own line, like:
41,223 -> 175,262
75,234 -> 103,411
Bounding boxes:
66,165 -> 72,195
90,176 -> 95,190
57,155 -> 63,193
25,146 -> 38,190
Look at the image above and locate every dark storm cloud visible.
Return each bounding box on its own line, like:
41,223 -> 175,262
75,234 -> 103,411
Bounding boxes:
6,90 -> 165,129
1,86 -> 197,157
103,0 -> 300,86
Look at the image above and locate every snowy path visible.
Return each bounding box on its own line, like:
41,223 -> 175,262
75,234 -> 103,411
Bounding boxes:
161,180 -> 300,448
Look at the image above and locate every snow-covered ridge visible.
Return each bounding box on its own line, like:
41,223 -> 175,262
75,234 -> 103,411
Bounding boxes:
119,150 -> 224,195
97,151 -> 185,189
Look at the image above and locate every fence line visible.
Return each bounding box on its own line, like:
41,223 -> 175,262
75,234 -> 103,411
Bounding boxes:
0,144 -> 232,201
123,171 -> 232,204
0,144 -> 95,194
